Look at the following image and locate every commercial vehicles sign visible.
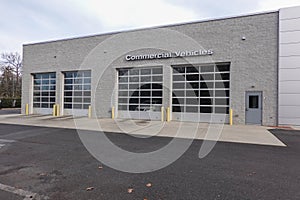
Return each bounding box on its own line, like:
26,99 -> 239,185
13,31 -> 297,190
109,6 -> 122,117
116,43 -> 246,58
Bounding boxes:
125,49 -> 214,61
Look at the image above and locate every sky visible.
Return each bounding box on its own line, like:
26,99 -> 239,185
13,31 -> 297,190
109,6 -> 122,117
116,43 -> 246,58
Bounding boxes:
1,0 -> 300,54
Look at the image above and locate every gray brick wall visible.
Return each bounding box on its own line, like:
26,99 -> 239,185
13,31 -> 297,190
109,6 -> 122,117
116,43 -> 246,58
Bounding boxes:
22,12 -> 279,125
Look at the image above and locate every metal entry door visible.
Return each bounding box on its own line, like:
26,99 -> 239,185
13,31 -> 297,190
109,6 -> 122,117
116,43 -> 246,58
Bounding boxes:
245,91 -> 262,125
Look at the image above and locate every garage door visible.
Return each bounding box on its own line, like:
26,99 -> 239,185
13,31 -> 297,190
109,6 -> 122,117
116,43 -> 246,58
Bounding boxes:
172,63 -> 230,123
118,67 -> 163,120
32,72 -> 56,115
63,70 -> 91,116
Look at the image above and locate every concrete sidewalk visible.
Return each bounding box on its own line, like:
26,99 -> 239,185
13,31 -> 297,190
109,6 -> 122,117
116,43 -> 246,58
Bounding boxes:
292,126 -> 300,130
0,114 -> 286,147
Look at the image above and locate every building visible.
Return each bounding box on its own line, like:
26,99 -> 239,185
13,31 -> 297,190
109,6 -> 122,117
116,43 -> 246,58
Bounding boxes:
22,6 -> 300,126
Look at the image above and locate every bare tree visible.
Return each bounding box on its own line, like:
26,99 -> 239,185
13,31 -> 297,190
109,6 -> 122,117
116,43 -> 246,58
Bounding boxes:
0,52 -> 23,98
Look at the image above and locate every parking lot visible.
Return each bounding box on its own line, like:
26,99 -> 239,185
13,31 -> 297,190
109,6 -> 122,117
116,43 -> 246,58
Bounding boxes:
0,123 -> 300,200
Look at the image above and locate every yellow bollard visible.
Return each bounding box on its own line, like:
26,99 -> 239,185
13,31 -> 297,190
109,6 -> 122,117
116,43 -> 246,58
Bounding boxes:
161,107 -> 164,122
230,109 -> 233,126
53,104 -> 57,117
25,104 -> 29,115
56,104 -> 60,117
166,107 -> 171,122
112,106 -> 115,119
88,105 -> 92,118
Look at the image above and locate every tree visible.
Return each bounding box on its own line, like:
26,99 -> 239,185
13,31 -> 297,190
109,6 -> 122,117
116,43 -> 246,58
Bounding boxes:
0,68 -> 14,97
0,52 -> 23,98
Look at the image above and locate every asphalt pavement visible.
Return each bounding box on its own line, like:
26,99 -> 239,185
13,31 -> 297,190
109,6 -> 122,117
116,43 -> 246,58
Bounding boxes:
0,123 -> 299,200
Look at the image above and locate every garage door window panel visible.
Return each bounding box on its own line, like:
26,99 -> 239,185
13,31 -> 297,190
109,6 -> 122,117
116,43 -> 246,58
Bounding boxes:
172,64 -> 230,114
118,67 -> 163,112
33,72 -> 56,109
63,70 -> 91,110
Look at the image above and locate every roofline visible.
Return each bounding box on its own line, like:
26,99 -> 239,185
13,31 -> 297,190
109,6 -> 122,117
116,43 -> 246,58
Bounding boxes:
23,9 -> 279,47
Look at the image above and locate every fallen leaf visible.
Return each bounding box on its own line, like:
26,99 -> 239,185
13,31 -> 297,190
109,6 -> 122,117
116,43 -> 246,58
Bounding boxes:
248,171 -> 257,176
146,183 -> 152,187
128,188 -> 134,193
86,187 -> 94,191
98,166 -> 103,169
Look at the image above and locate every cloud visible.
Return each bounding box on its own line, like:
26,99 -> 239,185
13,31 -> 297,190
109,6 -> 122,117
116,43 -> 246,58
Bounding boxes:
0,0 -> 199,53
0,0 -> 105,53
257,0 -> 300,11
72,0 -> 198,30
2,0 -> 300,54
165,0 -> 260,18
0,34 -> 27,54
